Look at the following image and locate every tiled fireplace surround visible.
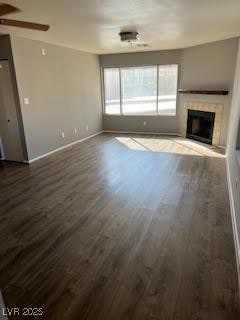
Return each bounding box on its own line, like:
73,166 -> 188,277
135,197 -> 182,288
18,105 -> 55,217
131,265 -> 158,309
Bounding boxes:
181,101 -> 223,146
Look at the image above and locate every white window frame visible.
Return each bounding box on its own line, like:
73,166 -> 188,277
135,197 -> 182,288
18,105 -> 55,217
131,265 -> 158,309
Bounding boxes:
102,64 -> 179,117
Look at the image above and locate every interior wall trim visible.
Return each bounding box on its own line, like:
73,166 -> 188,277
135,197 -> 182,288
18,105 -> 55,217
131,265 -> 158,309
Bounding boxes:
226,158 -> 240,296
103,130 -> 182,136
24,131 -> 103,164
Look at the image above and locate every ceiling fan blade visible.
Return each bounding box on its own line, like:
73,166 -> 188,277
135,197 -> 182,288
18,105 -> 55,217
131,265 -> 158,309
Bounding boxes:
0,18 -> 49,31
0,3 -> 20,16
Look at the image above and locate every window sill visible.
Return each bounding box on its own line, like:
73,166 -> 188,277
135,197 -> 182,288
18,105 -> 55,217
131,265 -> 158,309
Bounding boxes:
104,114 -> 177,117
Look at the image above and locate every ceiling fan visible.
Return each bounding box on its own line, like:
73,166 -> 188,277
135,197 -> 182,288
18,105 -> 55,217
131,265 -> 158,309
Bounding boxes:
0,3 -> 49,31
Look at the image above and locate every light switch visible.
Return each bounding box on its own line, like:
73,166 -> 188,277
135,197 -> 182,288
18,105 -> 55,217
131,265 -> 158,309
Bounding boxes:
41,49 -> 46,56
24,98 -> 30,105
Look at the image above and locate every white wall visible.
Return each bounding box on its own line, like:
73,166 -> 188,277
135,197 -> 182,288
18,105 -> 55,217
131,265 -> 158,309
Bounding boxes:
10,35 -> 102,161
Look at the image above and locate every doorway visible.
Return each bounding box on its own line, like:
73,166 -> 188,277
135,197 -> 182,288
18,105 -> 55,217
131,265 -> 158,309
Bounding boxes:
0,60 -> 24,162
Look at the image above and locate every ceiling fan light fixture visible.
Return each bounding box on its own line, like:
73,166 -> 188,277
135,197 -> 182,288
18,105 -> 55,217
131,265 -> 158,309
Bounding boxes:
119,31 -> 138,42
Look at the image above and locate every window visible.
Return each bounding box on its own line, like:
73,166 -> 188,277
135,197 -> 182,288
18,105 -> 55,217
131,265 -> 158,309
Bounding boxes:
158,65 -> 178,115
103,64 -> 178,116
104,68 -> 120,115
121,66 -> 157,115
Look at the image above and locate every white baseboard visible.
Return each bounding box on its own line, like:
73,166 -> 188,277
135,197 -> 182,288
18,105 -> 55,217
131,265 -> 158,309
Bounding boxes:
226,158 -> 240,292
103,130 -> 182,137
25,131 -> 103,164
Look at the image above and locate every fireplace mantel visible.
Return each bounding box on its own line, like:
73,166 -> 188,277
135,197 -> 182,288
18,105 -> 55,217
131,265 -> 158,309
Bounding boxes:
178,89 -> 229,95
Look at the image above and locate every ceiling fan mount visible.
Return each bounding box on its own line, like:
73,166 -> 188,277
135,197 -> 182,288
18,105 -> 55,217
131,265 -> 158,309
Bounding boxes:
0,3 -> 49,31
119,31 -> 138,43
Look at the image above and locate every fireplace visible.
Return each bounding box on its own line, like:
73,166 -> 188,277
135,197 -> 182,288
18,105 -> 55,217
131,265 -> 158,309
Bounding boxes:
186,109 -> 215,145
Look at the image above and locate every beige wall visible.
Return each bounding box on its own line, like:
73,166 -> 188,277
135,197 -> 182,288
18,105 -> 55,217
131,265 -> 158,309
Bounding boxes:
179,38 -> 238,146
100,38 -> 238,145
226,39 -> 240,272
101,49 -> 181,134
2,36 -> 238,161
10,35 -> 102,161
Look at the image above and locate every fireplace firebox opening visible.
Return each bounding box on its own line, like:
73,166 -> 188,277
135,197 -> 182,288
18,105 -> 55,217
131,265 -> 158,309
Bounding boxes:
186,109 -> 215,145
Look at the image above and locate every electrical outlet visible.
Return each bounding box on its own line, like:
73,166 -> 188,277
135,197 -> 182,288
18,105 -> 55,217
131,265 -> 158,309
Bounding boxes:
74,128 -> 77,135
61,132 -> 65,138
143,121 -> 147,126
86,125 -> 89,131
24,98 -> 30,105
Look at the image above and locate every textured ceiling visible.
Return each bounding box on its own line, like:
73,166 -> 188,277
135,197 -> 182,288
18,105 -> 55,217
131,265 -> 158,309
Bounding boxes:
1,0 -> 240,54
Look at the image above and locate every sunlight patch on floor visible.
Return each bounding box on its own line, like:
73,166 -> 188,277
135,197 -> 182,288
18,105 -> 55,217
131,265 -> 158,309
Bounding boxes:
115,136 -> 225,157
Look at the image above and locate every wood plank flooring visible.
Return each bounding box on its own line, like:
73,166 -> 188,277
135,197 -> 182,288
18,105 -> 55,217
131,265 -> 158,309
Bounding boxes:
0,133 -> 239,319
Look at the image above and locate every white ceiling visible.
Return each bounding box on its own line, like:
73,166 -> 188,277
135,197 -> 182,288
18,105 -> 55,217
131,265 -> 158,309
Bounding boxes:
1,0 -> 240,54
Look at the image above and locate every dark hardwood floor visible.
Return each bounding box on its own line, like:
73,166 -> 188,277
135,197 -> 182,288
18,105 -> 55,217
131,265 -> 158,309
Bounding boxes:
0,133 -> 239,319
